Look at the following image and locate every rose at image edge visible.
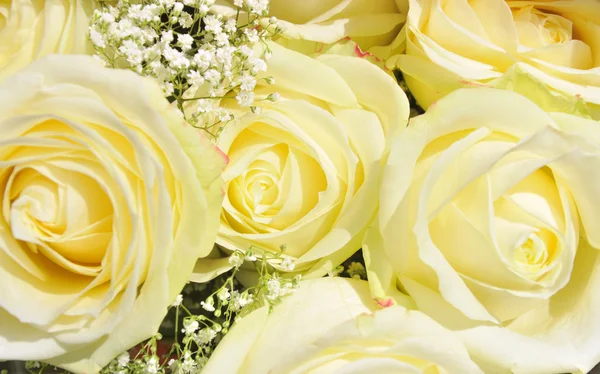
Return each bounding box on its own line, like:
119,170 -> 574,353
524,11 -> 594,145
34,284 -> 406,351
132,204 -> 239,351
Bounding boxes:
363,87 -> 600,373
391,0 -> 600,118
212,41 -> 410,279
0,54 -> 226,373
213,0 -> 409,60
202,277 -> 483,374
0,0 -> 96,82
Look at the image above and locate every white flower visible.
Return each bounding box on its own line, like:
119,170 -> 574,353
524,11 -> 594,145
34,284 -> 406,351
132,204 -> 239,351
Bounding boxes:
239,75 -> 256,91
117,352 -> 130,367
187,70 -> 205,86
161,82 -> 175,96
195,99 -> 214,114
244,28 -> 259,43
225,19 -> 237,34
204,69 -> 221,84
216,108 -> 233,122
182,353 -> 197,373
145,356 -> 159,374
228,252 -> 244,267
172,2 -> 184,14
89,28 -> 106,48
183,319 -> 200,335
233,0 -> 243,7
179,11 -> 194,28
250,58 -> 267,74
236,91 -> 254,107
215,32 -> 230,47
238,45 -> 253,57
172,294 -> 183,307
266,278 -> 281,301
203,15 -> 222,34
201,297 -> 215,312
178,34 -> 194,51
118,40 -> 144,66
161,30 -> 174,44
195,328 -> 217,345
281,256 -> 295,271
192,49 -> 213,70
217,287 -> 230,302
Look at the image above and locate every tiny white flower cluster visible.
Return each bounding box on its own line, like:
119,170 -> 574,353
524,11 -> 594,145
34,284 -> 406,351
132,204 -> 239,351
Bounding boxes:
89,0 -> 281,138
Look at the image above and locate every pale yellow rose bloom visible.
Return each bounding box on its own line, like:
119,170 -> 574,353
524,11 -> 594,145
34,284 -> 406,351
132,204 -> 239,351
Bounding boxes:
214,0 -> 408,60
0,55 -> 226,373
215,42 -> 409,278
0,0 -> 95,81
203,278 -> 483,374
395,0 -> 600,118
364,87 -> 600,373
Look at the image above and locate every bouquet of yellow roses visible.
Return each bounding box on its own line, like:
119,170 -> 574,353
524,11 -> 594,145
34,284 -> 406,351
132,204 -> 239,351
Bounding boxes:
1,0 -> 600,373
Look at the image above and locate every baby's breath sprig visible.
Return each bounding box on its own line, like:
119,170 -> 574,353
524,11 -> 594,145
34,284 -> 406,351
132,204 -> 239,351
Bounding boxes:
95,246 -> 299,374
89,0 -> 283,139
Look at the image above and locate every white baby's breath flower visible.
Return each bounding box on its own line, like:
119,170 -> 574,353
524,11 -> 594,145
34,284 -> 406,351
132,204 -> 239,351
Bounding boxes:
145,356 -> 159,374
172,294 -> 184,307
203,15 -> 222,34
228,252 -> 244,267
89,28 -> 106,48
217,287 -> 231,302
196,99 -> 214,114
281,256 -> 295,271
117,352 -> 130,367
244,28 -> 259,43
172,2 -> 184,14
201,297 -> 216,312
236,91 -> 254,107
187,70 -> 205,86
195,328 -> 217,345
179,11 -> 194,28
161,82 -> 175,96
204,68 -> 221,84
178,34 -> 194,51
161,30 -> 174,44
239,75 -> 256,91
183,319 -> 200,335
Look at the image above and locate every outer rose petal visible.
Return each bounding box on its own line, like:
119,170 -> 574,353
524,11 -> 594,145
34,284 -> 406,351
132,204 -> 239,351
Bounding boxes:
203,278 -> 483,374
0,55 -> 225,372
0,0 -> 96,81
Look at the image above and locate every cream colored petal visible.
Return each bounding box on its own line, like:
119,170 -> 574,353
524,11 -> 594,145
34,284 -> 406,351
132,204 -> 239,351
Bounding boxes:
264,42 -> 359,108
320,54 -> 410,138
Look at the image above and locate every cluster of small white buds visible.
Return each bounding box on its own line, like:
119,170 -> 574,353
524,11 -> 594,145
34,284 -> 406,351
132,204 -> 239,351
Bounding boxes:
89,0 -> 283,139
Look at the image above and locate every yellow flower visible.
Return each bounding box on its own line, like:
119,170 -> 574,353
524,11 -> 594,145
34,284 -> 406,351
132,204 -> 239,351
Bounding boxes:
214,0 -> 408,59
203,278 -> 483,374
0,55 -> 226,373
215,42 -> 409,278
365,87 -> 600,373
395,0 -> 600,118
0,0 -> 95,81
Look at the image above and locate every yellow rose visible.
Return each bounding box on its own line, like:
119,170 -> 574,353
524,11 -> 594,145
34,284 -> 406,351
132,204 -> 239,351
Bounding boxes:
214,0 -> 408,59
395,0 -> 600,118
0,0 -> 95,81
0,55 -> 226,373
364,88 -> 600,373
203,278 -> 483,374
216,42 -> 409,277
